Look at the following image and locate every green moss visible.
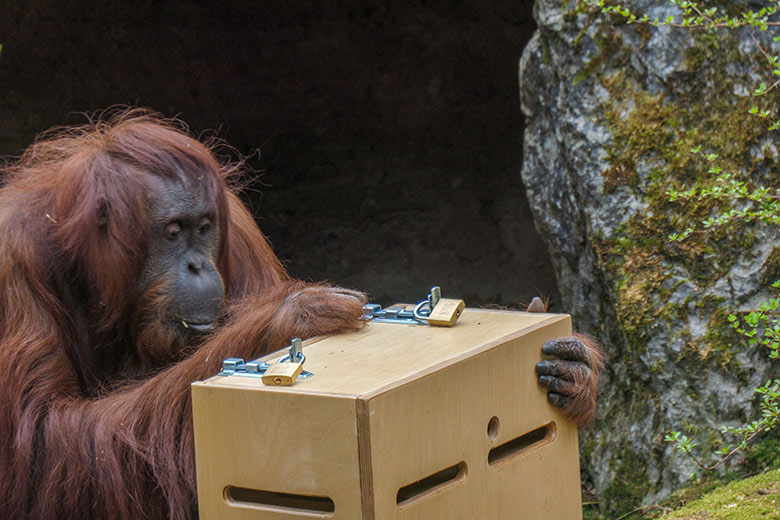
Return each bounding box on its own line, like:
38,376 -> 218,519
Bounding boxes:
574,29 -> 624,85
650,359 -> 664,374
743,431 -> 780,473
601,85 -> 680,191
602,449 -> 651,516
688,309 -> 746,372
592,27 -> 778,369
582,508 -> 603,520
541,33 -> 553,66
575,20 -> 780,513
613,246 -> 669,352
662,469 -> 780,519
581,436 -> 597,463
761,247 -> 780,287
653,473 -> 742,517
557,7 -> 780,513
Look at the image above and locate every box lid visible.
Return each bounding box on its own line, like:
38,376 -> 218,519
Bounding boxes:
193,308 -> 568,398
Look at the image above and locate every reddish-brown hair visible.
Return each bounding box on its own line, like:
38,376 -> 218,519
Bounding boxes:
9,112 -> 233,317
0,110 -> 365,519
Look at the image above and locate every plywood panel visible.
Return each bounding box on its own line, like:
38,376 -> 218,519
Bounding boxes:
203,309 -> 560,397
193,309 -> 582,520
193,385 -> 362,519
364,315 -> 580,519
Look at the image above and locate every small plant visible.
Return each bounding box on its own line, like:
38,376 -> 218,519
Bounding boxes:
584,0 -> 780,472
664,150 -> 780,470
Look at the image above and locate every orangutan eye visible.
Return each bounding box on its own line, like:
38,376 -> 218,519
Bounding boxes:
165,222 -> 181,240
197,220 -> 211,236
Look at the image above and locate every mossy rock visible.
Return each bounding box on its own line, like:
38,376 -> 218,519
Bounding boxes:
662,469 -> 780,519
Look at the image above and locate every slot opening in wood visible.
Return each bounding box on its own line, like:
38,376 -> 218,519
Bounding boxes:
488,422 -> 556,467
224,485 -> 335,516
487,415 -> 500,441
396,460 -> 468,508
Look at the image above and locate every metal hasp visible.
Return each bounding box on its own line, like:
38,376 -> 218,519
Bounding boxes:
218,357 -> 271,376
217,337 -> 313,382
362,286 -> 465,327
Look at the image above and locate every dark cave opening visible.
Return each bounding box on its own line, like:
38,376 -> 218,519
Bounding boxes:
0,1 -> 560,309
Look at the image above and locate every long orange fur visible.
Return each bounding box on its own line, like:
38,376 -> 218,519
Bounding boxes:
0,110 -> 366,519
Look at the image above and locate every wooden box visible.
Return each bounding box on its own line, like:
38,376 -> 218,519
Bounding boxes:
192,308 -> 582,519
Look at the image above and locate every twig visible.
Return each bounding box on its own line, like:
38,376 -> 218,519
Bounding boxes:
681,426 -> 769,471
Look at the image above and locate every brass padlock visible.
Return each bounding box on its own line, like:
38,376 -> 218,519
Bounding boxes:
427,298 -> 466,327
261,359 -> 303,386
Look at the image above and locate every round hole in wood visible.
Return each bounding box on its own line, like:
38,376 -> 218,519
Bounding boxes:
487,416 -> 500,442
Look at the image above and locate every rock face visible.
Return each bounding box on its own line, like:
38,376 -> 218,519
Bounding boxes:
520,0 -> 780,513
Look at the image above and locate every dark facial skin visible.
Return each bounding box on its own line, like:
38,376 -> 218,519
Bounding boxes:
138,175 -> 224,337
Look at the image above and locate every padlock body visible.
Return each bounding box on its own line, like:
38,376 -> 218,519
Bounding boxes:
261,362 -> 303,386
427,298 -> 465,327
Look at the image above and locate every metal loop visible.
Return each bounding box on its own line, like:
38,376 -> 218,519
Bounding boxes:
413,300 -> 431,322
276,351 -> 306,365
364,286 -> 446,326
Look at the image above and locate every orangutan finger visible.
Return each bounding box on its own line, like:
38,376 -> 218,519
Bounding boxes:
542,336 -> 590,363
535,359 -> 590,382
526,297 -> 547,313
546,392 -> 570,410
538,374 -> 577,396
